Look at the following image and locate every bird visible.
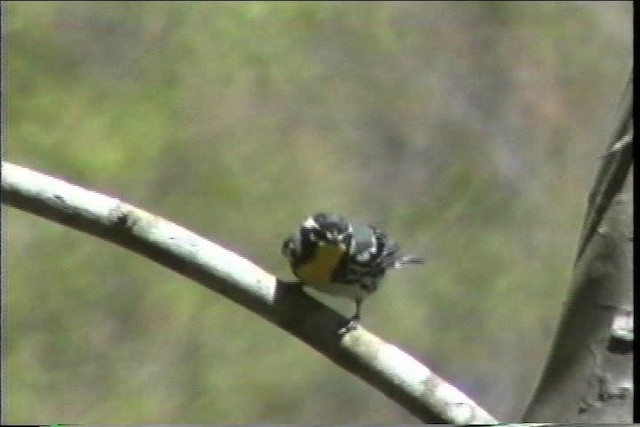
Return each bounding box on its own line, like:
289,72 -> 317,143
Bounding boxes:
282,212 -> 424,334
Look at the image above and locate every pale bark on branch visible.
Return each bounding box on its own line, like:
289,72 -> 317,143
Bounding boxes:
2,161 -> 496,424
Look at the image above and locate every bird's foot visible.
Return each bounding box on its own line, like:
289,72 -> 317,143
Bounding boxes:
337,317 -> 360,335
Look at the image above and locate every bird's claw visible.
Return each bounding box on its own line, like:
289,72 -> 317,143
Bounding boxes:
337,317 -> 360,335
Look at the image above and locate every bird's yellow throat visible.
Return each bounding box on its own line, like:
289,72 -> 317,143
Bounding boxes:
295,243 -> 344,286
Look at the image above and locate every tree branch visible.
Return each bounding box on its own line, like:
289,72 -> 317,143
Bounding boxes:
2,161 -> 496,424
522,70 -> 633,422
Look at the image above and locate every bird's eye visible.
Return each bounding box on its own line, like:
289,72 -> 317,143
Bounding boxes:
301,227 -> 320,243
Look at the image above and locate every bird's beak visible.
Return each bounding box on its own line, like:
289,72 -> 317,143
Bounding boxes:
326,230 -> 347,248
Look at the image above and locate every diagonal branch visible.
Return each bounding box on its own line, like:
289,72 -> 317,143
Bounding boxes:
2,161 -> 496,424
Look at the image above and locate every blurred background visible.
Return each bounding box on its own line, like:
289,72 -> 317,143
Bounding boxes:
3,1 -> 632,423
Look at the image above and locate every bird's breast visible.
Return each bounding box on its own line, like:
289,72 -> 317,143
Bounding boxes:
294,242 -> 344,286
294,243 -> 372,300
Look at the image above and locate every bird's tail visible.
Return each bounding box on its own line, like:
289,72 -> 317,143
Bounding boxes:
393,255 -> 425,268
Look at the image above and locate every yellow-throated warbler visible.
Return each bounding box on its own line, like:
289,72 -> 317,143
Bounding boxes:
282,212 -> 423,334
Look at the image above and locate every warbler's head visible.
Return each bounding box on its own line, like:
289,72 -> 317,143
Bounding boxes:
282,213 -> 351,266
307,212 -> 350,243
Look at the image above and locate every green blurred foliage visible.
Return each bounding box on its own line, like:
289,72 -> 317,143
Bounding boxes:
4,1 -> 632,423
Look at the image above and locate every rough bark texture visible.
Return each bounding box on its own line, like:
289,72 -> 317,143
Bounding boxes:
523,70 -> 633,422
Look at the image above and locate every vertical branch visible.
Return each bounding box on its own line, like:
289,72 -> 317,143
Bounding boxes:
523,70 -> 633,422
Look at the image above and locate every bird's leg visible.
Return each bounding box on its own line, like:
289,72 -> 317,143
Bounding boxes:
337,298 -> 362,335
